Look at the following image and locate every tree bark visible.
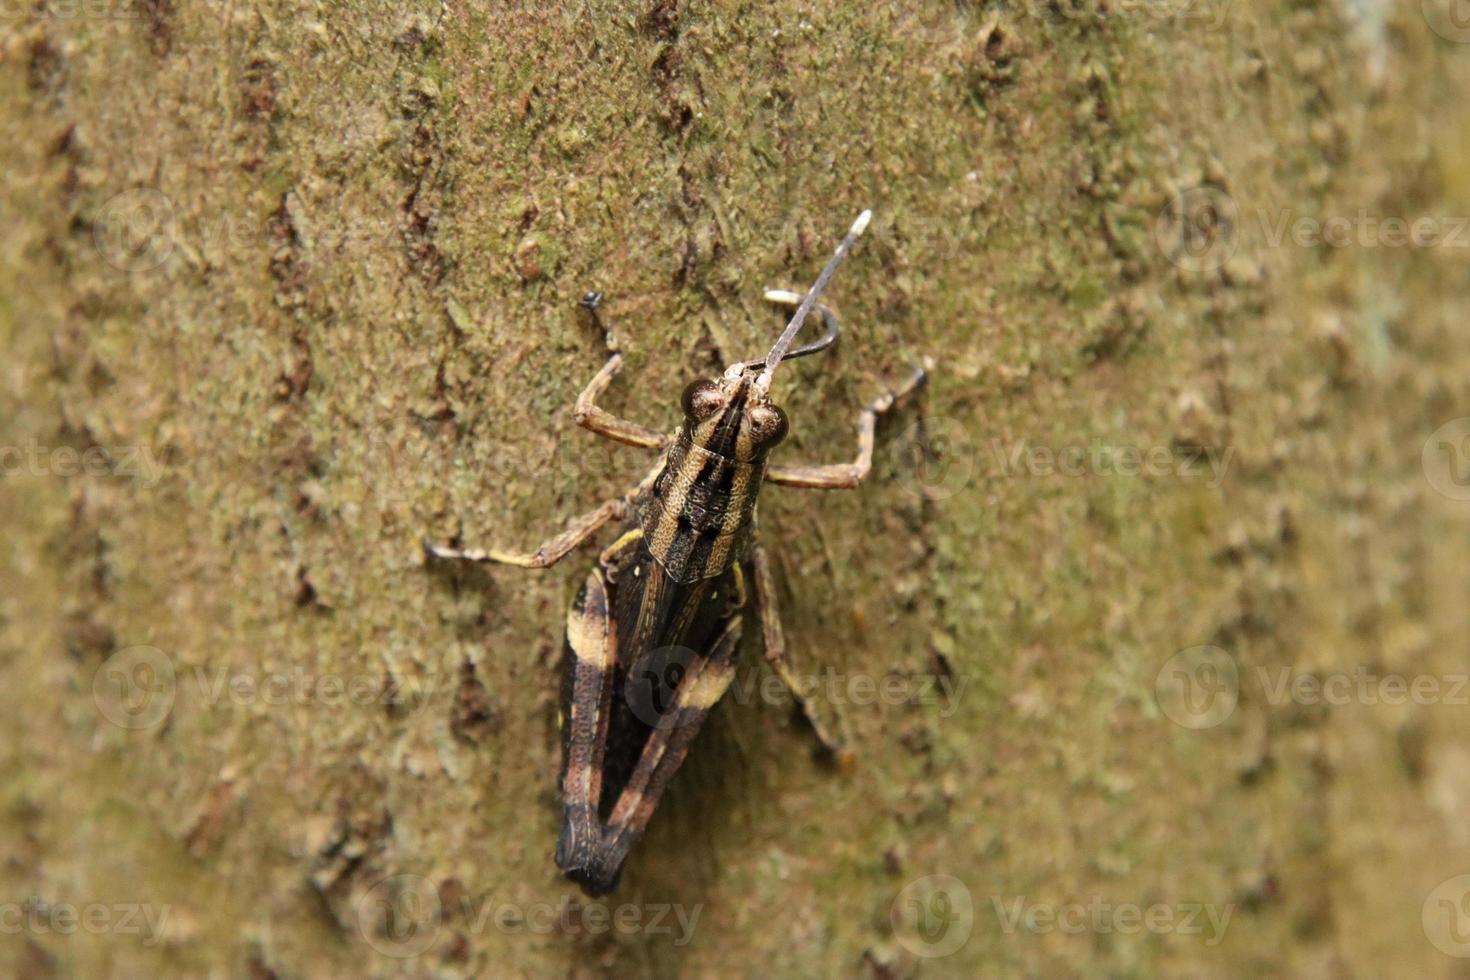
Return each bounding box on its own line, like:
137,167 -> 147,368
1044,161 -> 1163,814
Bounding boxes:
3,0 -> 1468,976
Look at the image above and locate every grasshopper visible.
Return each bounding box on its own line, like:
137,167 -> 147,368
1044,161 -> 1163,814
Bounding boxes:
424,211 -> 929,896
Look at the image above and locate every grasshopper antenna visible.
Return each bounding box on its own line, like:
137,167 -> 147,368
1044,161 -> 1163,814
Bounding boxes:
754,209 -> 871,394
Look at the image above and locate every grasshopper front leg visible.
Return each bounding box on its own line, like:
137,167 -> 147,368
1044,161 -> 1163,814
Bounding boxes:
573,351 -> 671,451
766,359 -> 933,489
574,291 -> 671,451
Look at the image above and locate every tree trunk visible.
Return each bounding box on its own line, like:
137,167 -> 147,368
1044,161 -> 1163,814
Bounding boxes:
3,1 -> 1467,976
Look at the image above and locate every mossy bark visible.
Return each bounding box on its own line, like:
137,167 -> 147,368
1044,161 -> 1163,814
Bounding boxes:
3,0 -> 1469,976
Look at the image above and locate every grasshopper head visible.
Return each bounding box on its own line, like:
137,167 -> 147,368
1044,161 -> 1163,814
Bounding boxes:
679,372 -> 788,462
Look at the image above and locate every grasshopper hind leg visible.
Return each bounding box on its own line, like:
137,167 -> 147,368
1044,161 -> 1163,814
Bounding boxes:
555,567 -> 619,889
557,578 -> 746,897
422,460 -> 665,571
590,613 -> 744,893
749,543 -> 851,765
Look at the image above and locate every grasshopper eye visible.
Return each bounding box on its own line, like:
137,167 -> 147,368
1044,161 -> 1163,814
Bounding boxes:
681,380 -> 725,421
747,403 -> 789,447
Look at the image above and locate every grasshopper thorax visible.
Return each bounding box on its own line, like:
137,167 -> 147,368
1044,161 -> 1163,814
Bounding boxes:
639,371 -> 782,583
